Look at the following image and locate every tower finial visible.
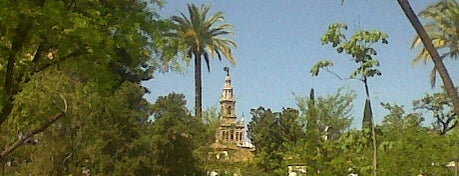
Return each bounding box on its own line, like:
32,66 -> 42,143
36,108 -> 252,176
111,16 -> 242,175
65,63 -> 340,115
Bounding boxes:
223,67 -> 230,76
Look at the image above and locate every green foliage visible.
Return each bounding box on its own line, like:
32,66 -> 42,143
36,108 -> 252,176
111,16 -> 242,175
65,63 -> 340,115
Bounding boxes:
201,106 -> 221,142
295,87 -> 355,140
171,4 -> 237,67
310,60 -> 333,76
0,0 -> 185,175
247,89 -> 355,175
311,22 -> 388,80
310,23 -> 388,175
2,69 -> 155,175
247,107 -> 304,175
285,88 -> 356,175
378,103 -> 452,175
148,92 -> 207,175
0,0 -> 178,124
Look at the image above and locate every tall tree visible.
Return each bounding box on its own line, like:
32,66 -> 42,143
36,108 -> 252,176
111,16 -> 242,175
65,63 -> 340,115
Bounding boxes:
397,0 -> 459,121
171,4 -> 236,118
311,22 -> 388,176
411,0 -> 459,87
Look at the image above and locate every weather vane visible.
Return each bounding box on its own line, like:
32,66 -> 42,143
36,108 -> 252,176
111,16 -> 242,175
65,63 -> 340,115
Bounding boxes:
223,67 -> 230,76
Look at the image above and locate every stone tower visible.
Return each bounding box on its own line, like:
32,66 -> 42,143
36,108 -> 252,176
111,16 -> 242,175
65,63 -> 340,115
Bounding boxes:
216,67 -> 245,144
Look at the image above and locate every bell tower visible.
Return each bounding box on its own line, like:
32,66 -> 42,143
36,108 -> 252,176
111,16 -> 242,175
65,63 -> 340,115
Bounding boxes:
221,67 -> 237,122
216,67 -> 245,144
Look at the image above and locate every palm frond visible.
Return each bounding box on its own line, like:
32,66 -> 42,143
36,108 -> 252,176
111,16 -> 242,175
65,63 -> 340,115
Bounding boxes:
172,3 -> 236,68
430,66 -> 437,88
206,11 -> 224,28
215,49 -> 222,61
412,0 -> 459,67
203,51 -> 210,72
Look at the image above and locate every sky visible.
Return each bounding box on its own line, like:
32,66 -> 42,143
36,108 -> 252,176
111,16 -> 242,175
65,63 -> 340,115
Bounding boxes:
143,1 -> 459,128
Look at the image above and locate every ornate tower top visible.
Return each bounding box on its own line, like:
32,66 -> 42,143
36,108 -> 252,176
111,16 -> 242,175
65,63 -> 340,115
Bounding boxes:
224,66 -> 230,76
221,67 -> 234,102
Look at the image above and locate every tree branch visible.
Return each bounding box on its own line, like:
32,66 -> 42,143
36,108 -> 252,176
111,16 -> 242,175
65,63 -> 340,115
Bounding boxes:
0,94 -> 67,160
325,67 -> 362,82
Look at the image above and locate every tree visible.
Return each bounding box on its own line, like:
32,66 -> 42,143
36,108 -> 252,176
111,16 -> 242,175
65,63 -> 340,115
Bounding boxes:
411,0 -> 459,88
247,107 -> 304,175
202,106 -> 222,142
295,87 -> 355,140
378,103 -> 451,175
149,93 -> 206,175
1,70 -> 156,175
311,23 -> 388,129
397,0 -> 459,121
247,107 -> 284,174
170,4 -> 236,118
311,22 -> 388,176
0,0 -> 170,128
193,106 -> 223,173
413,88 -> 458,135
0,0 -> 179,174
285,88 -> 355,174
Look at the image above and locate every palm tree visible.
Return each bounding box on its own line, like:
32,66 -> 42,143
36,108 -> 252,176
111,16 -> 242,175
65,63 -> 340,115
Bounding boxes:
398,0 -> 459,125
171,4 -> 236,118
411,0 -> 459,87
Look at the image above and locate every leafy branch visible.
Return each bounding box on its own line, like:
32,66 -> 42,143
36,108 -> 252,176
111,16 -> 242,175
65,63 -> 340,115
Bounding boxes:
310,23 -> 387,82
0,94 -> 67,160
311,60 -> 362,82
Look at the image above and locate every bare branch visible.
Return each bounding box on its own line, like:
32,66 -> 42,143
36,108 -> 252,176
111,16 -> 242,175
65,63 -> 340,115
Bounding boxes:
325,67 -> 363,82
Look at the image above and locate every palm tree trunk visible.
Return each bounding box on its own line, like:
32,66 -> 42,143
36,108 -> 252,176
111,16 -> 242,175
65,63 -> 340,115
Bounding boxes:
194,52 -> 203,118
397,0 -> 459,117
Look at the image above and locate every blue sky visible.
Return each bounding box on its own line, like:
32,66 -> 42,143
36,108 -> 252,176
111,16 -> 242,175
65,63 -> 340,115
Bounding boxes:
143,1 -> 459,128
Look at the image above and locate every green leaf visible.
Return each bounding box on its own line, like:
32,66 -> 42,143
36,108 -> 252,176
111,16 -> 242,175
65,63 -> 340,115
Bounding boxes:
310,60 -> 334,76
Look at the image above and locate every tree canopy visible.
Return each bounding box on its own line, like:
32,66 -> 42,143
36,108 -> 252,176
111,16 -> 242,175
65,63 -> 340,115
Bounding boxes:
2,1 -> 459,175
